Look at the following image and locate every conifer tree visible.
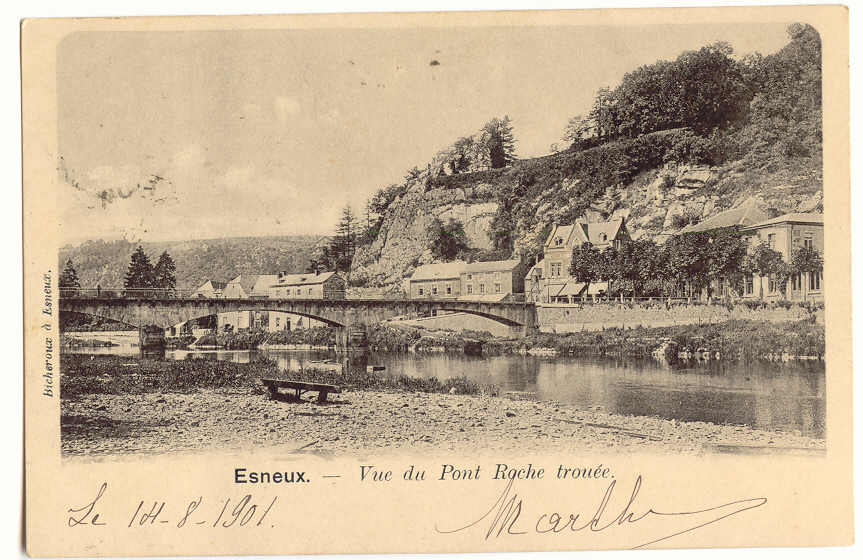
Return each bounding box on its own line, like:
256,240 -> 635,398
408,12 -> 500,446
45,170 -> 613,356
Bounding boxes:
59,259 -> 81,297
153,250 -> 177,296
123,245 -> 155,297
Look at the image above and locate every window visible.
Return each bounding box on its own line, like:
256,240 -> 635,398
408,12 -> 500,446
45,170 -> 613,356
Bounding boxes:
467,274 -> 472,280
432,285 -> 438,295
551,262 -> 562,277
792,273 -> 802,291
804,235 -> 814,250
809,271 -> 821,291
599,233 -> 607,242
467,285 -> 473,294
296,289 -> 301,296
446,284 -> 452,295
744,275 -> 754,295
494,272 -> 501,280
418,287 -> 424,296
555,237 -> 563,247
767,233 -> 776,250
768,276 -> 777,294
308,288 -> 312,295
495,283 -> 502,294
479,284 -> 485,294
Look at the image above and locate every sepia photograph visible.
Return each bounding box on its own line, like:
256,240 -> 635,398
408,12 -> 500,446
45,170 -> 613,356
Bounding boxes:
20,5 -> 853,557
54,18 -> 827,459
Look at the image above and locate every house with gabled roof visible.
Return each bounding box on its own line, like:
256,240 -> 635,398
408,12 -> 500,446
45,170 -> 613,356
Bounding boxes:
192,279 -> 227,298
223,274 -> 264,299
268,271 -> 346,300
529,217 -> 629,303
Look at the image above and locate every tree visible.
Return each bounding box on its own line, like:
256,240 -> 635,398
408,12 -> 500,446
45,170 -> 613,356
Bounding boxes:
404,167 -> 423,184
428,217 -> 471,261
481,116 -> 517,169
153,251 -> 177,296
306,244 -> 335,274
791,244 -> 823,292
569,243 -> 605,285
59,259 -> 81,297
123,245 -> 155,298
744,242 -> 791,299
705,231 -> 748,297
791,245 -> 823,275
329,206 -> 358,274
562,114 -> 594,148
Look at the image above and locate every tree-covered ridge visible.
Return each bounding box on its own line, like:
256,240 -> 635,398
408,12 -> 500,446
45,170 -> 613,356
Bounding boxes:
59,235 -> 326,291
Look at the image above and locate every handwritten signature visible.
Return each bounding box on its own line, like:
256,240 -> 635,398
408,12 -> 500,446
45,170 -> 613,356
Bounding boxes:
435,475 -> 767,549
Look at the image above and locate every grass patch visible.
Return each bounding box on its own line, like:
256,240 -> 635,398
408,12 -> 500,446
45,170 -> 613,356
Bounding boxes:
60,354 -> 279,399
279,366 -> 497,396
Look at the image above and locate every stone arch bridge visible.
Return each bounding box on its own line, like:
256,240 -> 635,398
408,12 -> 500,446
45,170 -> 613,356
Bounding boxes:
60,297 -> 538,348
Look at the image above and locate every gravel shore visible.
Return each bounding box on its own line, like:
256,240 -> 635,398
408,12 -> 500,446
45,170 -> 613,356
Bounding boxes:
61,387 -> 825,457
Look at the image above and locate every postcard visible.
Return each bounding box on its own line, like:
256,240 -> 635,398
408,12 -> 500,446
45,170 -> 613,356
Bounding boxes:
22,5 -> 851,557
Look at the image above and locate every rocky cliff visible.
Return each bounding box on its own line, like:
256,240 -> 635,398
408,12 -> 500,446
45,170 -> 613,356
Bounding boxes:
352,148 -> 822,290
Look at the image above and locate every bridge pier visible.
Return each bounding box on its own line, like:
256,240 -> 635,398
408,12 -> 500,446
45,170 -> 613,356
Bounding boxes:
335,323 -> 369,352
139,325 -> 166,357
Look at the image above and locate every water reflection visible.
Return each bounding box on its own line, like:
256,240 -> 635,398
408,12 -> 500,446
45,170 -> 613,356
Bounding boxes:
65,344 -> 826,438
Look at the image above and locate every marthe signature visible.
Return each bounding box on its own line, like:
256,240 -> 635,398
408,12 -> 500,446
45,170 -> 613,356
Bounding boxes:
435,475 -> 767,549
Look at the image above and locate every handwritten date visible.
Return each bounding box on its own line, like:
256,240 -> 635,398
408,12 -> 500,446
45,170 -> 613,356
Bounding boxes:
67,483 -> 277,529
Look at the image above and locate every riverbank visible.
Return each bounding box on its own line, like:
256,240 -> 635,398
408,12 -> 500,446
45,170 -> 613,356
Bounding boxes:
60,355 -> 825,457
367,319 -> 825,362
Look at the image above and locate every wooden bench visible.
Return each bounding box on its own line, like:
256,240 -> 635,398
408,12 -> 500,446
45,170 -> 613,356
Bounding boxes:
261,378 -> 341,403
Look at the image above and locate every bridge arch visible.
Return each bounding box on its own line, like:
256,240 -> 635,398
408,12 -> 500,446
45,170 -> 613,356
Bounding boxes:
59,310 -> 142,331
434,306 -> 523,327
172,308 -> 347,330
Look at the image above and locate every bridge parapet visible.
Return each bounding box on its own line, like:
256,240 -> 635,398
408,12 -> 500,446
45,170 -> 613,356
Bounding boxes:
59,296 -> 539,343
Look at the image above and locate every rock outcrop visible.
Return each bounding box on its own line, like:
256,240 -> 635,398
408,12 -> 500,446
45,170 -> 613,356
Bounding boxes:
353,155 -> 823,291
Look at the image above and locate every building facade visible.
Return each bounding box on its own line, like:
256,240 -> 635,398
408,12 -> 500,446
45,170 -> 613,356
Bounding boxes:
526,218 -> 629,303
458,259 -> 526,301
267,271 -> 346,300
408,262 -> 465,299
739,213 -> 824,302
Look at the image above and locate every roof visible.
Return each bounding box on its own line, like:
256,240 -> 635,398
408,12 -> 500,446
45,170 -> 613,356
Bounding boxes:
269,271 -> 338,287
545,218 -> 624,248
198,279 -> 227,291
679,198 -> 768,234
464,259 -> 522,273
546,224 -> 577,248
251,274 -> 278,295
410,261 -> 467,281
227,274 -> 261,294
527,259 -> 545,277
741,212 -> 824,230
555,281 -> 587,297
584,219 -> 624,244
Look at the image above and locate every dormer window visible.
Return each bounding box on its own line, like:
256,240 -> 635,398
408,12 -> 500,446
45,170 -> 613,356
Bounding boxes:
555,237 -> 563,247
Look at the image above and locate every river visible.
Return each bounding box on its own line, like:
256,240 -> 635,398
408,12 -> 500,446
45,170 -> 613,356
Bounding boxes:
65,340 -> 826,439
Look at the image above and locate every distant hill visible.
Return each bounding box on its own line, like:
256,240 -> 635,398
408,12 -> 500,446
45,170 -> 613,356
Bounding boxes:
59,235 -> 327,291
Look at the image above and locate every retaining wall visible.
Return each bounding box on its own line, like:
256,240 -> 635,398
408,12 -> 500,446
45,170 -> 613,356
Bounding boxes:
537,302 -> 819,333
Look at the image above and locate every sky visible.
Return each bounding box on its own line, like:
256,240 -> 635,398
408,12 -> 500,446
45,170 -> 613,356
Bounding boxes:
57,22 -> 792,243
